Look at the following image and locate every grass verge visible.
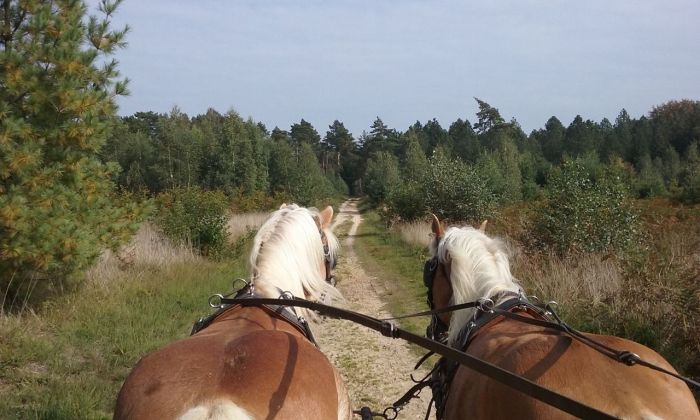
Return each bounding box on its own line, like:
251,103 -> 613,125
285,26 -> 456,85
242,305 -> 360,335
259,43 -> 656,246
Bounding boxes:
0,243 -> 251,419
352,209 -> 430,337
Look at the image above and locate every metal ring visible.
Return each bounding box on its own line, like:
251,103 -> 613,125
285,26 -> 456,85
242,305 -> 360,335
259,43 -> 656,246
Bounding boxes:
231,278 -> 249,291
383,407 -> 398,420
208,294 -> 224,308
478,298 -> 494,312
279,291 -> 294,300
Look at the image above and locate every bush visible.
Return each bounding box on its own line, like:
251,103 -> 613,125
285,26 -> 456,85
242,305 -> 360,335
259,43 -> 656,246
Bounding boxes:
678,142 -> 700,204
424,152 -> 497,222
386,180 -> 426,221
364,152 -> 400,204
156,187 -> 229,258
533,160 -> 639,254
232,190 -> 292,212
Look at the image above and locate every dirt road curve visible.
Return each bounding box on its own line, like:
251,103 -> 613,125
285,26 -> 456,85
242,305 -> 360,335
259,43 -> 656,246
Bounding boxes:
315,199 -> 432,419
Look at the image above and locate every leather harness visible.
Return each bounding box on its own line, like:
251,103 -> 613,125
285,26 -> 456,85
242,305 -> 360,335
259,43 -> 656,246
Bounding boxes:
190,284 -> 318,346
428,295 -> 548,419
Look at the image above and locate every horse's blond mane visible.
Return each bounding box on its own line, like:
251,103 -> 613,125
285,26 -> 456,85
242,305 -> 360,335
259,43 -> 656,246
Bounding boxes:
249,204 -> 340,318
435,226 -> 521,346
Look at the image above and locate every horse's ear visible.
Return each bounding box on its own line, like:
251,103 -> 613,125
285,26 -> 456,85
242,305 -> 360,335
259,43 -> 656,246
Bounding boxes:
279,203 -> 287,210
479,220 -> 488,232
318,206 -> 334,229
431,213 -> 444,238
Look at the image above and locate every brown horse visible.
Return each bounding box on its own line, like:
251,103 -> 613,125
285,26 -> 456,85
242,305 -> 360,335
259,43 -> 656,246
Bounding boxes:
115,204 -> 351,420
425,215 -> 699,419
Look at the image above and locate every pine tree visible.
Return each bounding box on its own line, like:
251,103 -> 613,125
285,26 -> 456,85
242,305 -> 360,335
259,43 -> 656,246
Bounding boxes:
0,0 -> 140,293
449,118 -> 479,163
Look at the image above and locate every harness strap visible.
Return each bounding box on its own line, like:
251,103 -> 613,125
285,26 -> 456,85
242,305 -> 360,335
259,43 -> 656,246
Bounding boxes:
495,307 -> 700,389
191,291 -> 319,347
218,295 -> 620,420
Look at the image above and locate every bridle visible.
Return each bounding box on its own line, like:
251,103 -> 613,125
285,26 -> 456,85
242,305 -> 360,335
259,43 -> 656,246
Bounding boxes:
423,256 -> 448,342
316,216 -> 337,286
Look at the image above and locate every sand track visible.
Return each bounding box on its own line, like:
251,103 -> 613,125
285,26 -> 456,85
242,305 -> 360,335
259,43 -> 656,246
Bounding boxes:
315,199 -> 432,419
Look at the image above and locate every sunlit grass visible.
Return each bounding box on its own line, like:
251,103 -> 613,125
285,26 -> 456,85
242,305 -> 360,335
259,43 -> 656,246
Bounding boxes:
0,221 -> 253,419
227,211 -> 269,243
392,220 -> 432,248
352,210 -> 429,337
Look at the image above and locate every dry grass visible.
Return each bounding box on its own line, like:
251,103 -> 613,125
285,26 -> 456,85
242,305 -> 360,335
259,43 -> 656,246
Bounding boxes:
512,249 -> 623,308
392,220 -> 432,248
85,211 -> 269,287
227,211 -> 269,242
84,223 -> 199,287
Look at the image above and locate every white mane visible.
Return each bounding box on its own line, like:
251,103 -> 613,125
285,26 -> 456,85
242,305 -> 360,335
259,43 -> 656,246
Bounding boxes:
249,204 -> 341,318
434,226 -> 521,346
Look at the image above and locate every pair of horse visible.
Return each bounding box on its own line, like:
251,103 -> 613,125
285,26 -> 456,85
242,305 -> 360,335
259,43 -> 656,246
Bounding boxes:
114,205 -> 699,419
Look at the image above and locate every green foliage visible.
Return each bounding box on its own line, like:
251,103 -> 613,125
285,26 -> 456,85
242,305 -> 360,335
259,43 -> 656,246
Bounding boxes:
387,180 -> 426,221
477,141 -> 523,205
533,160 -> 640,254
424,151 -> 496,222
0,0 -> 143,297
534,116 -> 566,163
635,154 -> 667,198
678,142 -> 700,204
156,187 -> 228,257
231,190 -> 291,212
363,152 -> 400,204
473,98 -> 505,135
323,121 -> 361,195
289,143 -> 340,205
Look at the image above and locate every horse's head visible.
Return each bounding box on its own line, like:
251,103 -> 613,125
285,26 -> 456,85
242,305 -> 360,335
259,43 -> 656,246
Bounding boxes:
424,214 -> 521,346
249,204 -> 340,309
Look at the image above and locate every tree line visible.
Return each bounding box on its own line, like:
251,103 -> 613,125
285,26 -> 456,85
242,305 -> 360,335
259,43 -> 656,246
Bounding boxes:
3,0 -> 700,306
103,98 -> 700,212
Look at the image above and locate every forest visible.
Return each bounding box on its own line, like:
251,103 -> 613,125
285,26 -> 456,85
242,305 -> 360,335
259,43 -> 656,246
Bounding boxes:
103,98 -> 700,213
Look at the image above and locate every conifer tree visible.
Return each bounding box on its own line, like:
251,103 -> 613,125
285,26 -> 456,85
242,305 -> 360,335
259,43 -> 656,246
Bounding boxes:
0,0 -> 139,293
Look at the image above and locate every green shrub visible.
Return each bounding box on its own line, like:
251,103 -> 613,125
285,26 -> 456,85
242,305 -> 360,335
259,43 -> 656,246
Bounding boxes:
533,160 -> 639,254
387,180 -> 426,221
364,152 -> 401,204
678,142 -> 700,204
156,187 -> 228,258
232,190 -> 292,212
424,152 -> 497,222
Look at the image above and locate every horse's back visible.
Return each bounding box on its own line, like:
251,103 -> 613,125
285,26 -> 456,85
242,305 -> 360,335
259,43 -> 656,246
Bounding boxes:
115,314 -> 343,419
447,322 -> 700,419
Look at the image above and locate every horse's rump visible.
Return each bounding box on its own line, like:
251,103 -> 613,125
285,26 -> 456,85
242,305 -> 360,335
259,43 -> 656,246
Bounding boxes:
115,306 -> 342,419
445,317 -> 698,419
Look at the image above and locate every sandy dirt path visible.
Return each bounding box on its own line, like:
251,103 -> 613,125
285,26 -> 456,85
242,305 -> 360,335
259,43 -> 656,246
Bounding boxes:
315,199 -> 432,419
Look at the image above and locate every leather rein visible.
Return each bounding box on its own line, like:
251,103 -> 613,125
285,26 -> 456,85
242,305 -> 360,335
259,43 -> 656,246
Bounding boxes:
203,292 -> 621,420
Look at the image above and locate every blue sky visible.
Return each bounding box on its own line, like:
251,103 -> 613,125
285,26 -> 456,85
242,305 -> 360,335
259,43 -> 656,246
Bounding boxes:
100,0 -> 699,137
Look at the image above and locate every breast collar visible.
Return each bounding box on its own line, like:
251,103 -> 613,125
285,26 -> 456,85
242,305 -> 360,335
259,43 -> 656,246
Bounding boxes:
190,285 -> 319,346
